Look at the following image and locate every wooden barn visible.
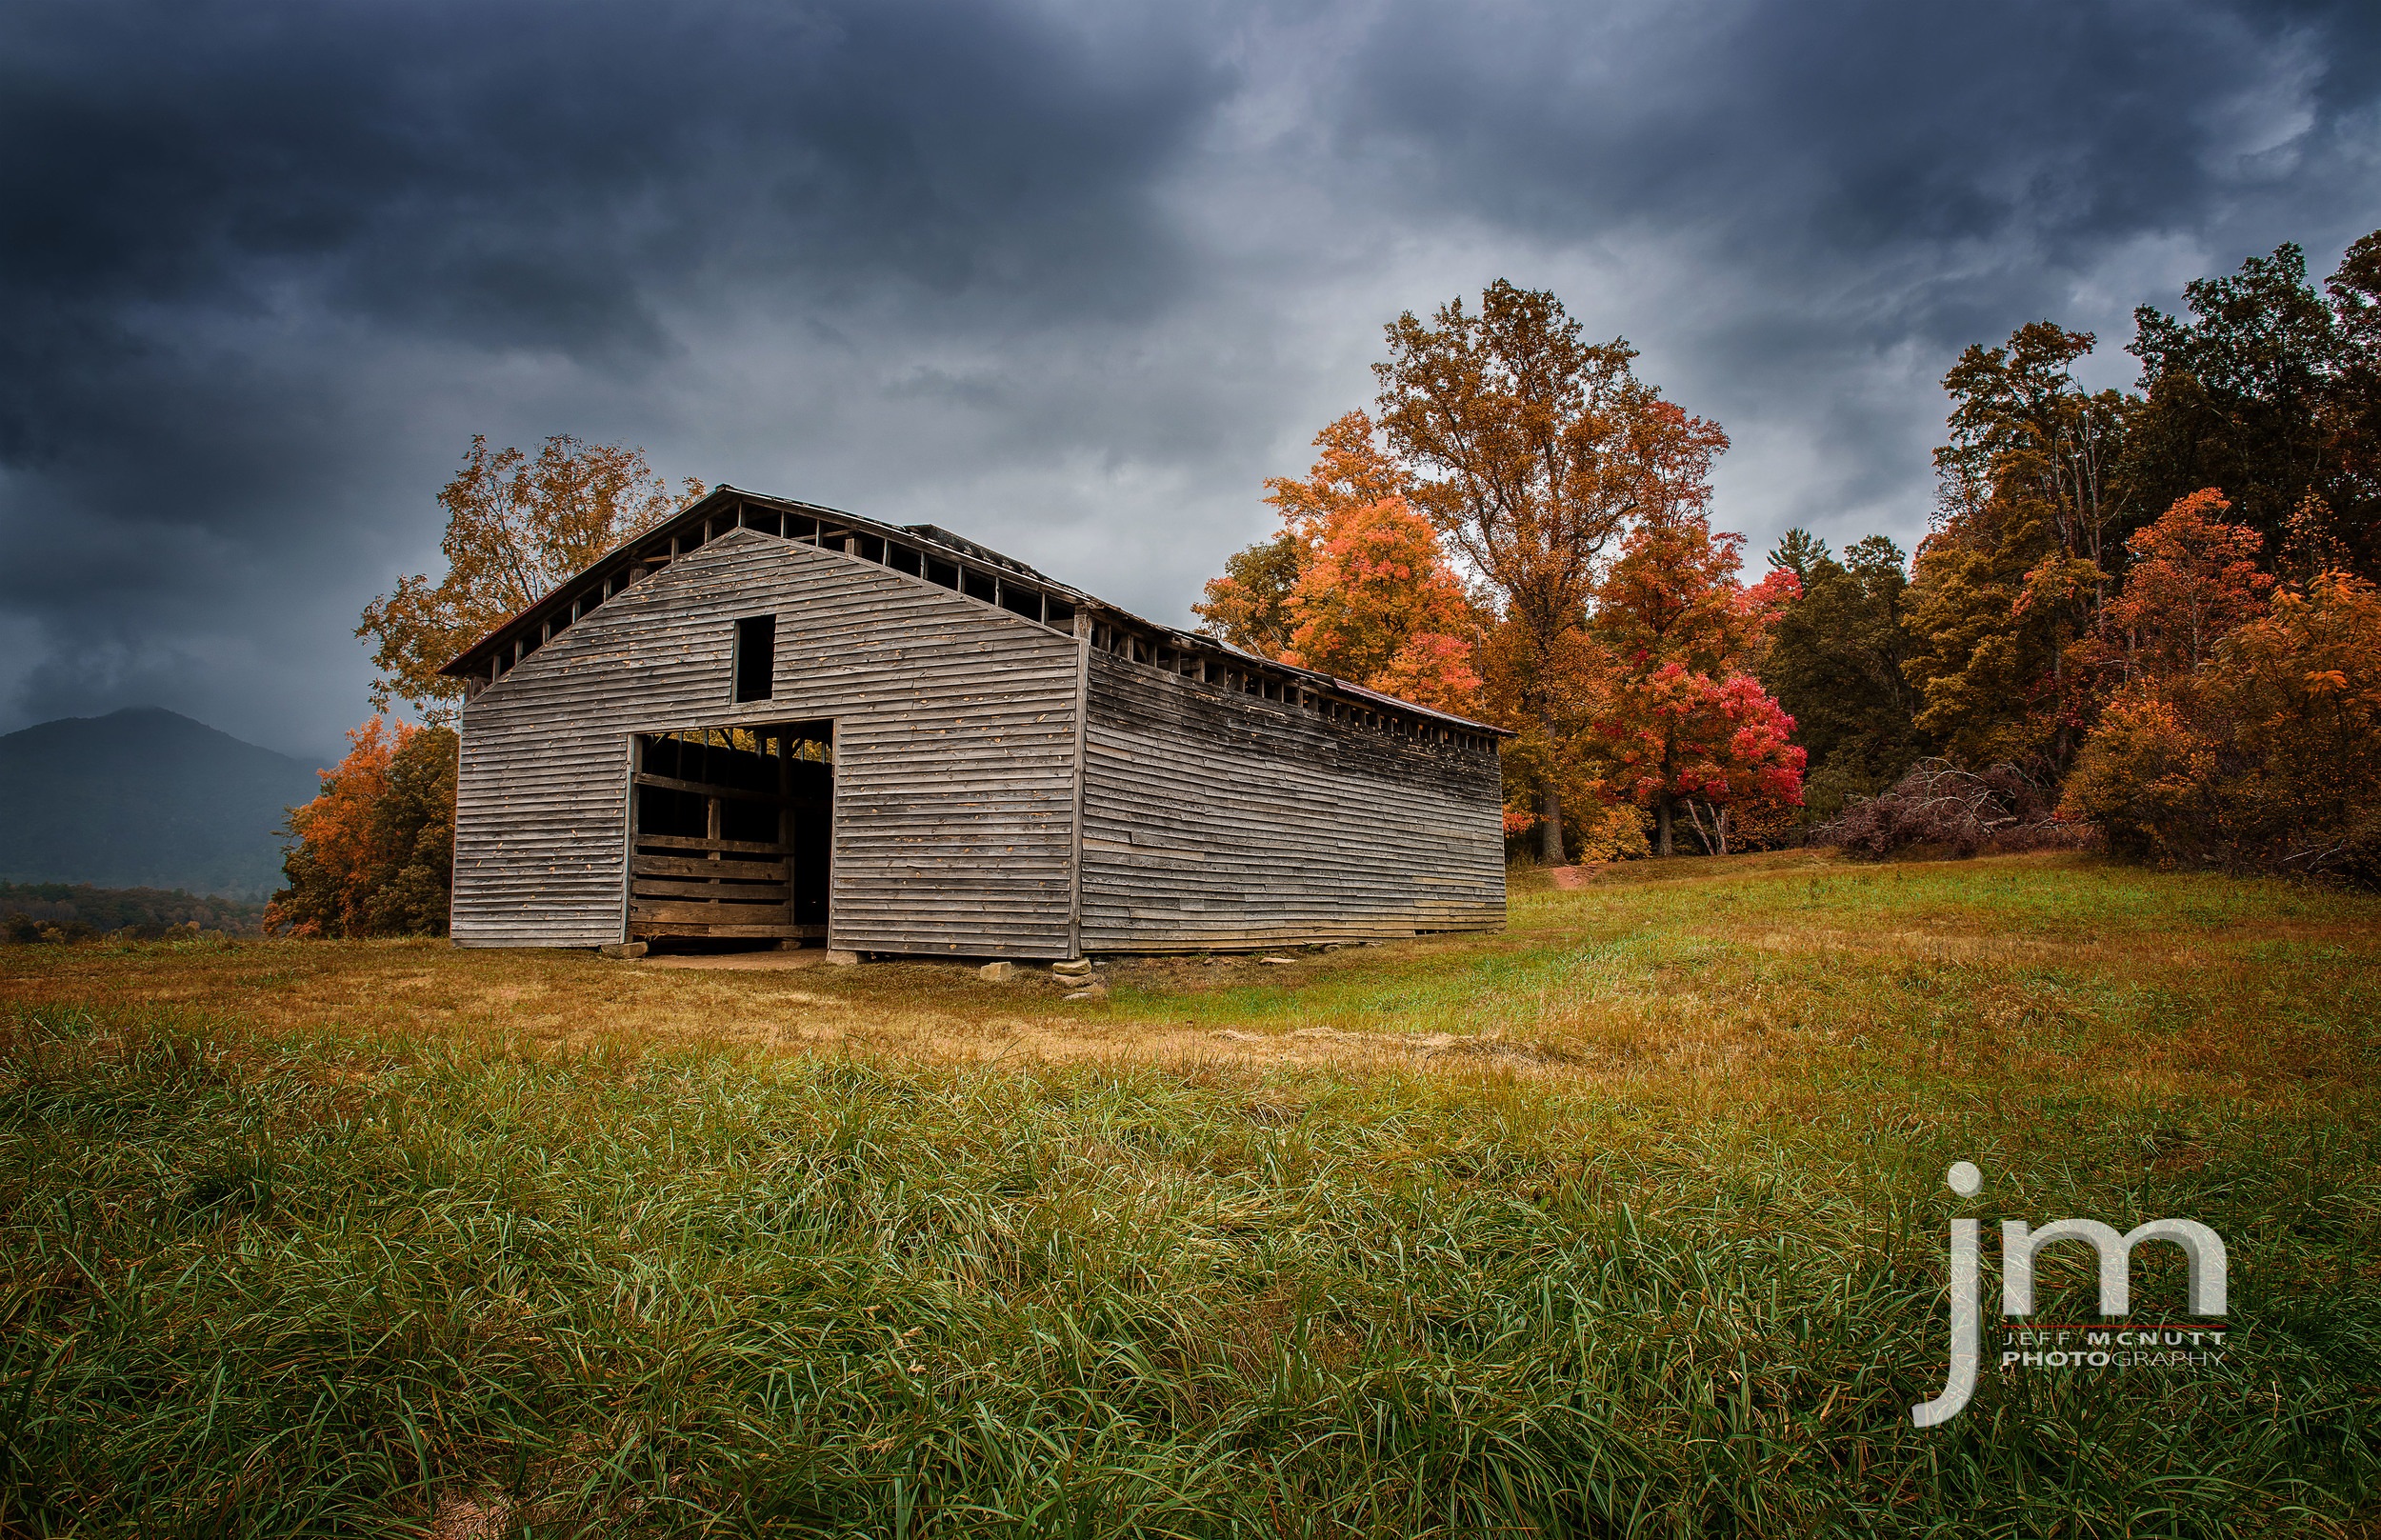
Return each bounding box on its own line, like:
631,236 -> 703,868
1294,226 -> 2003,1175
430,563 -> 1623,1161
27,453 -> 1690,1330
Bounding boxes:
440,487 -> 1509,958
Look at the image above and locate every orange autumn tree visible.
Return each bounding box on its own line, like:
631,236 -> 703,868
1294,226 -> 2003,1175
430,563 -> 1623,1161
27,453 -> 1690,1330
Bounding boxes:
268,717 -> 459,937
2212,570 -> 2381,873
1375,281 -> 1731,861
1197,412 -> 1484,715
2064,489 -> 2381,877
1588,510 -> 1805,855
2103,489 -> 2274,678
359,435 -> 704,720
1282,496 -> 1484,715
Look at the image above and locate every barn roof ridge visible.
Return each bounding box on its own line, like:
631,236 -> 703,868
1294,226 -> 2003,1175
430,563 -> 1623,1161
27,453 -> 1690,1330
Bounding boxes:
441,483 -> 1510,737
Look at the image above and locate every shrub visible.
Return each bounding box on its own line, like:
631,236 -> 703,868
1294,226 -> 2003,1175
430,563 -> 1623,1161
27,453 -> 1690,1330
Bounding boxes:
4,912 -> 76,945
1718,789 -> 1808,851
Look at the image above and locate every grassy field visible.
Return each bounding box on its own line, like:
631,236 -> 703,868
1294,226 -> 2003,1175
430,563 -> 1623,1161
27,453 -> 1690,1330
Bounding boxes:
2,850 -> 2376,1536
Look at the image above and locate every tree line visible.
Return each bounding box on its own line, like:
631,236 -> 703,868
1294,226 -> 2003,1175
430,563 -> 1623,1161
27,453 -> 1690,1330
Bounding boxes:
1766,232 -> 2381,877
1,882 -> 266,944
276,229 -> 2381,936
1207,236 -> 2381,880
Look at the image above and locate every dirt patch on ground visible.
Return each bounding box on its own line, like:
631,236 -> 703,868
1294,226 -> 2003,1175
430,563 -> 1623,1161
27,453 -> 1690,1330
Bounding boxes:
633,951 -> 830,971
1213,1024 -> 1561,1066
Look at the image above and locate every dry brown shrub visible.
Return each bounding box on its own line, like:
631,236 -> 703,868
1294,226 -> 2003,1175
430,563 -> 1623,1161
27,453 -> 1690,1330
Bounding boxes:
1808,758 -> 2093,860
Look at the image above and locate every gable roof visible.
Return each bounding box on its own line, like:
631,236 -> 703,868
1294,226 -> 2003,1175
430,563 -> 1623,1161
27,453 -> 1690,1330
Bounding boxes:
440,484 -> 1510,737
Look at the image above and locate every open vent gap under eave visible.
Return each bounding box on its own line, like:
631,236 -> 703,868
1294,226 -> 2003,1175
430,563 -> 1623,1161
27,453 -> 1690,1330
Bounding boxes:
465,497 -> 1496,745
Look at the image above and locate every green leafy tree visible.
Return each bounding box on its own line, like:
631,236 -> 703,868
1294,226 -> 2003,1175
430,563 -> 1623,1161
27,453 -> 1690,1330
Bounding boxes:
1761,535 -> 1927,819
2327,231 -> 2381,549
1904,323 -> 2134,767
2126,240 -> 2375,569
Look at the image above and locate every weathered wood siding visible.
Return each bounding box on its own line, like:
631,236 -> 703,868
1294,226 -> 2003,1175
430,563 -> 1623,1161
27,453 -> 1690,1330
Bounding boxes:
1078,652 -> 1505,950
452,530 -> 1081,954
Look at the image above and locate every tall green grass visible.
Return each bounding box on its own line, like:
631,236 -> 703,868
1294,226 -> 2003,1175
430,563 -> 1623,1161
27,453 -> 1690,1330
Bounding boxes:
4,993 -> 2374,1535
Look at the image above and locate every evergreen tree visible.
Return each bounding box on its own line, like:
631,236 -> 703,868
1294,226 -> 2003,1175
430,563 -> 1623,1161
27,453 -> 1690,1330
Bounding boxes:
1766,528 -> 1831,587
1761,536 -> 1926,818
1904,323 -> 2131,768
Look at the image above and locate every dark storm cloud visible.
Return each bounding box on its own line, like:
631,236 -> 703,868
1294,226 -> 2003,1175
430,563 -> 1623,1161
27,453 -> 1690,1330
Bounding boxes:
4,2 -> 1212,334
1326,0 -> 2381,538
0,0 -> 1229,750
3,0 -> 1218,450
1,0 -> 2374,755
1349,1 -> 2299,252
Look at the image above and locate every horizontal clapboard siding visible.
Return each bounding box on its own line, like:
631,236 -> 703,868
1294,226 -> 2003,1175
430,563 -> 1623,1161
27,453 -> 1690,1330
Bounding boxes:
1078,653 -> 1505,950
453,529 -> 1079,955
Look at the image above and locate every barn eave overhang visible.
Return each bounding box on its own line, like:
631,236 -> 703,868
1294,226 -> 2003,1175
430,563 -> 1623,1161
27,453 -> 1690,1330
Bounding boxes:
439,483 -> 1512,739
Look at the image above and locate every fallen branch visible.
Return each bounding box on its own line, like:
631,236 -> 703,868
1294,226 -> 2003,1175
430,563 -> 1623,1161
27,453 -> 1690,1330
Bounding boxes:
1808,758 -> 2091,860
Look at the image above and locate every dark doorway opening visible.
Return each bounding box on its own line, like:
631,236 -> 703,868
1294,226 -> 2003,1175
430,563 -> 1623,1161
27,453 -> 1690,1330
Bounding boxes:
627,721 -> 830,947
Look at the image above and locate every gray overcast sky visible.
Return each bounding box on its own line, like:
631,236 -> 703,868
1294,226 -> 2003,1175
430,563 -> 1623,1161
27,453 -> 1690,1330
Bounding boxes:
4,0 -> 2376,761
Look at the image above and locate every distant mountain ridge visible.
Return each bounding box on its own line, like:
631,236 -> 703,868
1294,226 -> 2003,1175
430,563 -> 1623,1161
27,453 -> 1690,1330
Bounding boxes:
0,708 -> 326,899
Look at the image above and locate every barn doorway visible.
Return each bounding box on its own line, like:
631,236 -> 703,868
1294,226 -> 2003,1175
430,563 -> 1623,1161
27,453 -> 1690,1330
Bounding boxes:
627,722 -> 831,947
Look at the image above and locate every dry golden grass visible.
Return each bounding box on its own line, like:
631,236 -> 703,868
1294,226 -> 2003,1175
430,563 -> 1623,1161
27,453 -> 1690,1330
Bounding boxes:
4,848 -> 2370,1117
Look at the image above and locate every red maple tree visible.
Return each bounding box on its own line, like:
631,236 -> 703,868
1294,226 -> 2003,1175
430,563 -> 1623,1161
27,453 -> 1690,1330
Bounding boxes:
1588,512 -> 1805,854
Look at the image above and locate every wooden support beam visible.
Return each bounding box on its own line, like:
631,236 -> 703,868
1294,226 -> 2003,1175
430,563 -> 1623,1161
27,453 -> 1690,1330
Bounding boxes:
630,900 -> 795,924
631,854 -> 789,880
631,834 -> 793,855
633,878 -> 791,901
633,770 -> 822,808
630,922 -> 826,939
